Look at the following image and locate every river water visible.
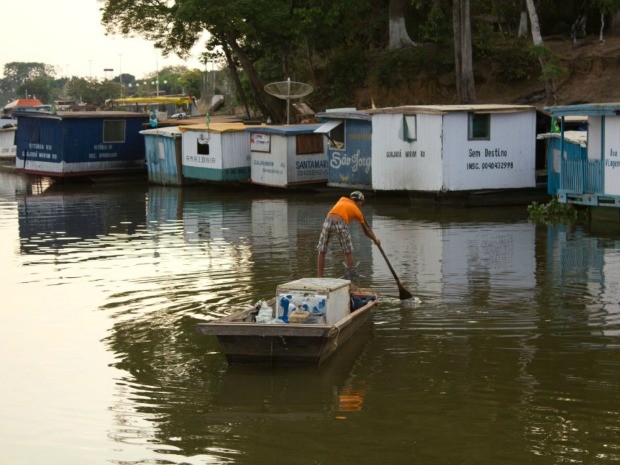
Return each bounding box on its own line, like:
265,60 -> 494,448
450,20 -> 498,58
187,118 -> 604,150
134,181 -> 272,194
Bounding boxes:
0,171 -> 618,465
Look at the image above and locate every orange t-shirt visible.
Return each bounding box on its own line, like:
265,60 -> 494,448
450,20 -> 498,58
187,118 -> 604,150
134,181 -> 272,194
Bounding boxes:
328,197 -> 364,224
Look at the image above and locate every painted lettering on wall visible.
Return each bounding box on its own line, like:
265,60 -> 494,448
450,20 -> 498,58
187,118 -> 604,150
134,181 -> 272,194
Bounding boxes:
330,150 -> 371,174
466,148 -> 512,170
186,154 -> 216,164
469,148 -> 508,158
467,162 -> 514,170
296,160 -> 327,170
610,148 -> 618,157
386,150 -> 402,158
405,150 -> 425,158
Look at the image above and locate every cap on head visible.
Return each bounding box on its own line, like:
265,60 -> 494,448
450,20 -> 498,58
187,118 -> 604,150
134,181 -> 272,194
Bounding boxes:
350,191 -> 365,203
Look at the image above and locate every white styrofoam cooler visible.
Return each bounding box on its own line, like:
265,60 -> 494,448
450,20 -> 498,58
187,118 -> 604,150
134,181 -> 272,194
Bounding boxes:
276,278 -> 351,325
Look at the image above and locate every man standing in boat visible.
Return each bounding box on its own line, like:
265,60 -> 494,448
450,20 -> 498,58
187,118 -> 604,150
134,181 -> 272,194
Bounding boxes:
317,191 -> 380,278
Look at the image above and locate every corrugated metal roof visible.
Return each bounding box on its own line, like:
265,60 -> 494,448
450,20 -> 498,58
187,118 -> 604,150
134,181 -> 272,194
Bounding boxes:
179,122 -> 263,133
544,103 -> 620,117
537,130 -> 587,147
245,123 -> 321,135
140,126 -> 182,137
316,110 -> 371,121
369,104 -> 534,115
14,110 -> 147,119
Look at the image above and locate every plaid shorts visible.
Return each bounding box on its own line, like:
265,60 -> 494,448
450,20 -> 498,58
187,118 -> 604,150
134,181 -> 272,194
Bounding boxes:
316,218 -> 353,253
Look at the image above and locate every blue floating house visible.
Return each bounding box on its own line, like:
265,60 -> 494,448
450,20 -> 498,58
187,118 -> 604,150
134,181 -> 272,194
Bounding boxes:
537,130 -> 587,195
544,103 -> 620,206
248,124 -> 327,188
140,126 -> 188,185
14,110 -> 148,177
314,110 -> 372,189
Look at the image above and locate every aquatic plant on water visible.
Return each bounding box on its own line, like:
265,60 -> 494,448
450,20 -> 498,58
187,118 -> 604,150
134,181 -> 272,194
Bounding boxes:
527,197 -> 587,223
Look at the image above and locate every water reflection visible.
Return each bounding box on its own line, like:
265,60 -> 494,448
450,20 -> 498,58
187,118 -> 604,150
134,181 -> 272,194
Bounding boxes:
1,171 -> 619,465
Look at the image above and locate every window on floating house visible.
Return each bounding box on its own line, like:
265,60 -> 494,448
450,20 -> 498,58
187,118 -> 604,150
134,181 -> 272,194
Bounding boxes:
250,132 -> 271,153
314,120 -> 345,149
329,121 -> 345,150
403,115 -> 417,141
296,134 -> 324,155
468,113 -> 490,140
197,137 -> 209,155
103,120 -> 126,143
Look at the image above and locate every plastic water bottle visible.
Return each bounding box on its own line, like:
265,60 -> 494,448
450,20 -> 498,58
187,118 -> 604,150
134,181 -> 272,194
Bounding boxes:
255,301 -> 274,323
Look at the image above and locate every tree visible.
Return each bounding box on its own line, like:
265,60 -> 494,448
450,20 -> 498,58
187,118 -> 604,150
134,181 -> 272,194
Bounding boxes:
16,76 -> 55,103
525,0 -> 557,105
389,0 -> 418,49
3,62 -> 55,97
178,70 -> 203,98
595,0 -> 620,42
518,0 -> 529,38
100,0 -> 287,121
452,0 -> 476,103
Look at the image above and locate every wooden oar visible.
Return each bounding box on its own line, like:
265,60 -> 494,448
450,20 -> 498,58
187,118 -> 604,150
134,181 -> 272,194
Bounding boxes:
375,242 -> 412,300
363,222 -> 412,299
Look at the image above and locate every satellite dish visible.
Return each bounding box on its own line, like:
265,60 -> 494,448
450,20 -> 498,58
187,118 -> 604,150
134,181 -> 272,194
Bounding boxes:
264,77 -> 314,124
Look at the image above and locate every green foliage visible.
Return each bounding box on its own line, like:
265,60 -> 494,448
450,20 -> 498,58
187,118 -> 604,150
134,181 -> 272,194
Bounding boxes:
417,2 -> 452,44
319,46 -> 369,107
64,77 -> 123,105
492,41 -> 539,82
373,47 -> 447,89
2,62 -> 56,97
528,44 -> 568,82
16,76 -> 55,103
178,70 -> 203,98
527,198 -> 588,223
473,21 -> 496,60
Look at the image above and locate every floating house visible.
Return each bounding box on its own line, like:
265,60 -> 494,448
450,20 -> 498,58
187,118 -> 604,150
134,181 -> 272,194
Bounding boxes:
179,123 -> 260,183
544,103 -> 620,207
0,123 -> 16,160
2,98 -> 44,119
140,126 -> 188,185
315,110 -> 372,189
14,111 -> 148,177
537,130 -> 587,195
368,104 -> 537,192
248,124 -> 327,188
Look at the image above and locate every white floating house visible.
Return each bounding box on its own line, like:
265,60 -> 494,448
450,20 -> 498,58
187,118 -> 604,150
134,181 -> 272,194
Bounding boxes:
248,124 -> 327,188
368,104 -> 537,192
544,103 -> 620,207
179,123 -> 261,183
0,123 -> 16,160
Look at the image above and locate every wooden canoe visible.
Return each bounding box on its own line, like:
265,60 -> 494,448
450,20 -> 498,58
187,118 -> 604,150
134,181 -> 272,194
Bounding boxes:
197,288 -> 378,366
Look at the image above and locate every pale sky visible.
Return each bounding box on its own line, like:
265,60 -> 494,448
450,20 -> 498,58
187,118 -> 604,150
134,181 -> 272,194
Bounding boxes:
1,0 -> 207,80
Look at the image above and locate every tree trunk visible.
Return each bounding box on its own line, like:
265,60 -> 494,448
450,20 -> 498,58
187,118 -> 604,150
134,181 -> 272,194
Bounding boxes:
452,0 -> 476,103
452,0 -> 463,101
224,32 -> 284,122
518,0 -> 529,38
612,10 -> 620,34
389,0 -> 419,49
220,40 -> 251,119
524,0 -> 555,105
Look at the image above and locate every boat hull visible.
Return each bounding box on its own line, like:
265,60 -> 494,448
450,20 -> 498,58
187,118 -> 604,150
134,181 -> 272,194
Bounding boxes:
197,289 -> 377,366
